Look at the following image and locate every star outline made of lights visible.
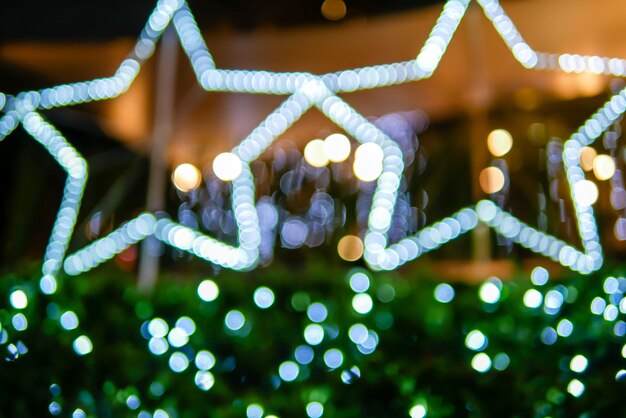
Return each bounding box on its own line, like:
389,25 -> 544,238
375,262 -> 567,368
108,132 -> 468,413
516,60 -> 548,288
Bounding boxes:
3,0 -> 625,275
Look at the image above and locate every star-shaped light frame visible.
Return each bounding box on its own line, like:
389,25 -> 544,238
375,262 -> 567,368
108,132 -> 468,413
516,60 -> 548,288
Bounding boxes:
0,0 -> 185,288
2,0 -> 624,276
0,94 -> 87,292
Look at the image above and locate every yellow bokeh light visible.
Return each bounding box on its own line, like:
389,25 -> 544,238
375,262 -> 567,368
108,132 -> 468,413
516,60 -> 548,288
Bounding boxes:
321,0 -> 347,21
479,166 -> 505,194
337,235 -> 364,261
323,133 -> 351,163
579,146 -> 597,172
573,180 -> 599,206
353,142 -> 384,182
212,152 -> 243,181
304,139 -> 329,167
593,154 -> 616,181
487,129 -> 513,157
172,163 -> 202,192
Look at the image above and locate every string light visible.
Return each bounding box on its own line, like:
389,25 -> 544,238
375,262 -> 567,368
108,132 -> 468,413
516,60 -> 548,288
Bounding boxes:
212,152 -> 243,181
353,143 -> 384,182
3,0 -> 622,277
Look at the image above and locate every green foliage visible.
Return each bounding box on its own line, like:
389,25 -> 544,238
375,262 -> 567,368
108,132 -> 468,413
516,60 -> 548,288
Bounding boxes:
0,260 -> 625,417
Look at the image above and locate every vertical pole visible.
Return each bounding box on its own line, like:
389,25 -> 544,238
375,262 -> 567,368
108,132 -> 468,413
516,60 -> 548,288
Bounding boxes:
137,25 -> 179,293
466,3 -> 492,262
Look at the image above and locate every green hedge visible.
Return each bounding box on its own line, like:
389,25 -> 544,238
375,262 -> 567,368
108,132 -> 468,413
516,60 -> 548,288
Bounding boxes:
1,260 -> 625,417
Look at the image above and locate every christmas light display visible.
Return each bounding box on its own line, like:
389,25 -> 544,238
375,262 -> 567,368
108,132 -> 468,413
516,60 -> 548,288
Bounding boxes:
2,2 -> 626,415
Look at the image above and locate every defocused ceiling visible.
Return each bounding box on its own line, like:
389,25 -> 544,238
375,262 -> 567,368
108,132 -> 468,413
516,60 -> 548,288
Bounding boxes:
0,0 -> 442,41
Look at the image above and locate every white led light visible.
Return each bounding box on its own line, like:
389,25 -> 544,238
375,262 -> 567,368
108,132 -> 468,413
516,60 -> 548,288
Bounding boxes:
471,352 -> 492,373
323,133 -> 351,162
567,379 -> 585,397
570,354 -> 588,373
72,335 -> 93,356
409,405 -> 427,418
212,152 -> 243,181
9,290 -> 28,310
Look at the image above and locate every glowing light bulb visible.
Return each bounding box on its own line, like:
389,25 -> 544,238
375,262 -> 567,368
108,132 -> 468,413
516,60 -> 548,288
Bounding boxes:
337,235 -> 364,261
573,180 -> 599,206
487,129 -> 513,157
304,139 -> 329,168
323,133 -> 351,163
172,163 -> 201,192
579,146 -> 597,172
479,166 -> 505,194
353,143 -> 384,182
212,152 -> 242,181
593,154 -> 616,181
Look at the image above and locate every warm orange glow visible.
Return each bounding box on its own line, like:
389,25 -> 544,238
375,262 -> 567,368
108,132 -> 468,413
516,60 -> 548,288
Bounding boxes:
579,147 -> 597,172
479,167 -> 505,194
321,0 -> 347,21
337,235 -> 364,261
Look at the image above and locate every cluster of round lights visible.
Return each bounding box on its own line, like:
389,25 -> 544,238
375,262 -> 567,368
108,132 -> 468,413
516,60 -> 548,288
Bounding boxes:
303,133 -> 351,167
480,129 -> 513,195
172,152 -> 244,193
302,134 -> 385,182
579,146 -> 617,181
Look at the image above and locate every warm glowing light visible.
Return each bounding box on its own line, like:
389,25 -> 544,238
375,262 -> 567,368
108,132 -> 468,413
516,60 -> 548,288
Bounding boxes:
304,139 -> 329,168
593,154 -> 616,181
576,73 -> 605,97
337,235 -> 364,261
321,0 -> 347,21
579,147 -> 597,171
479,167 -> 505,194
212,152 -> 242,181
172,163 -> 201,192
323,133 -> 351,163
573,180 -> 599,206
353,143 -> 384,182
487,129 -> 513,157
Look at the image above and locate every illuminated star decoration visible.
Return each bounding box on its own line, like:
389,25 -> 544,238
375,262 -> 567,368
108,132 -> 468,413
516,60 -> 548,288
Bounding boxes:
0,92 -> 87,293
0,0 -> 188,290
3,0 -> 625,276
63,0 -> 469,274
472,0 -> 626,274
